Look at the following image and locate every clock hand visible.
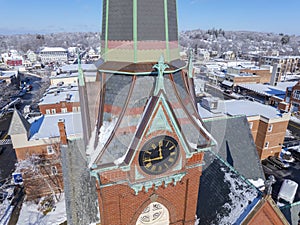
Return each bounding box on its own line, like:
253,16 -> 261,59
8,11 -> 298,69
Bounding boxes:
143,155 -> 162,162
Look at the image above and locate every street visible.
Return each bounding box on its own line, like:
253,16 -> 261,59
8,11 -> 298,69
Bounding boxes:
0,112 -> 17,183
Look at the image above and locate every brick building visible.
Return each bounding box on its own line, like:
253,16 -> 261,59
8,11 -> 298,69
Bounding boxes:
8,109 -> 82,199
198,99 -> 290,160
260,56 -> 300,85
285,81 -> 300,113
227,65 -> 272,84
38,84 -> 80,115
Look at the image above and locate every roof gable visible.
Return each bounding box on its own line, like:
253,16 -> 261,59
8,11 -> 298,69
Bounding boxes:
8,109 -> 31,136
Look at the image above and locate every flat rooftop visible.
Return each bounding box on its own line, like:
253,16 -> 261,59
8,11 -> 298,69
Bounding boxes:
29,112 -> 82,140
238,82 -> 297,97
39,86 -> 79,105
198,99 -> 286,120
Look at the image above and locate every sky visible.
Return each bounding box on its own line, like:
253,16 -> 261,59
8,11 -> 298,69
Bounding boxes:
0,0 -> 299,35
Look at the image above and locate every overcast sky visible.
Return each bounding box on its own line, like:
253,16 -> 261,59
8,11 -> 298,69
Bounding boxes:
0,0 -> 299,35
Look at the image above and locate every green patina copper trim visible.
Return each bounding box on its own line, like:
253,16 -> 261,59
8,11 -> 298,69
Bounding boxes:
159,94 -> 192,158
98,65 -> 184,76
104,0 -> 109,62
131,172 -> 186,195
172,155 -> 182,171
175,0 -> 180,52
188,48 -> 194,78
164,0 -> 170,62
133,0 -> 138,63
135,165 -> 145,180
90,170 -> 101,184
77,52 -> 85,86
153,55 -> 169,95
147,106 -> 172,135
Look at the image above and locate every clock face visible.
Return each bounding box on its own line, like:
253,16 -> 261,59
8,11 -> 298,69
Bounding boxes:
139,136 -> 179,175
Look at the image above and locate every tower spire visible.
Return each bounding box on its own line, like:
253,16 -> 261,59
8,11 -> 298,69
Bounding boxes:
188,48 -> 194,78
77,51 -> 85,86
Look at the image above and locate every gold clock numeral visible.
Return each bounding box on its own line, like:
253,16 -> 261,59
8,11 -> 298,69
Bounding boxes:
145,162 -> 152,168
159,140 -> 163,147
151,144 -> 156,149
151,165 -> 157,171
168,157 -> 175,163
170,152 -> 176,156
158,166 -> 162,172
169,145 -> 175,150
145,150 -> 151,155
164,163 -> 169,169
165,141 -> 170,147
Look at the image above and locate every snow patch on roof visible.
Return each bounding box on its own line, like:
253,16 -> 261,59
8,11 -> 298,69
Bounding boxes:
217,167 -> 258,225
88,118 -> 118,168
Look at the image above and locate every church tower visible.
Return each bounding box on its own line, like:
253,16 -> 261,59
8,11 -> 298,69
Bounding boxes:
85,1 -> 215,224
101,0 -> 179,63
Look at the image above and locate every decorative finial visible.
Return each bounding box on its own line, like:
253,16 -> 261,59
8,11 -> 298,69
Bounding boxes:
77,51 -> 85,86
264,175 -> 276,196
188,48 -> 194,78
153,55 -> 169,95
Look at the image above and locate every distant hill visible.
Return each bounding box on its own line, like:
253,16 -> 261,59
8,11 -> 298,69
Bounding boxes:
180,29 -> 300,56
0,29 -> 299,55
0,32 -> 101,53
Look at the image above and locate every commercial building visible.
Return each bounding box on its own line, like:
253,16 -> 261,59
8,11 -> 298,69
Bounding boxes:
198,99 -> 290,160
39,47 -> 68,64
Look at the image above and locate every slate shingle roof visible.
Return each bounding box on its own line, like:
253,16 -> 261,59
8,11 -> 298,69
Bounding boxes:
197,151 -> 262,225
203,116 -> 265,181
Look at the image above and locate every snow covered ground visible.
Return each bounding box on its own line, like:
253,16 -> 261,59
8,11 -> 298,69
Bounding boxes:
16,194 -> 66,225
0,186 -> 14,225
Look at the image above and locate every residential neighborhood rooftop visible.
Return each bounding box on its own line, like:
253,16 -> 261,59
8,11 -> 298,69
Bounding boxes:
29,112 -> 82,140
198,99 -> 287,120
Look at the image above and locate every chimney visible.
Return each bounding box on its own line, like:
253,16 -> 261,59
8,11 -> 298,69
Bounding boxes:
58,119 -> 68,145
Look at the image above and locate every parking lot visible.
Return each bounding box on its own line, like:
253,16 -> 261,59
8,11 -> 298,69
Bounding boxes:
263,156 -> 300,203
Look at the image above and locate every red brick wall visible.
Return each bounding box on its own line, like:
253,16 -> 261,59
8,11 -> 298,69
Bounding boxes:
255,120 -> 288,160
39,102 -> 80,114
97,165 -> 202,225
247,199 -> 287,225
15,143 -> 64,200
242,69 -> 272,84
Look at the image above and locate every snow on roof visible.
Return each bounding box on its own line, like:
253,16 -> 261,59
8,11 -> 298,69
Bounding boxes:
39,89 -> 79,105
29,112 -> 82,140
276,81 -> 298,91
41,47 -> 67,52
51,73 -> 78,79
227,73 -> 258,78
218,167 -> 259,224
219,100 -> 283,119
0,70 -> 18,78
198,99 -> 285,119
197,103 -> 224,119
60,64 -> 97,72
238,83 -> 287,97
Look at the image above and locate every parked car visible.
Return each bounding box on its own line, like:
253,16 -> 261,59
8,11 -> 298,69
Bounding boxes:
277,179 -> 298,205
288,149 -> 300,161
267,156 -> 290,169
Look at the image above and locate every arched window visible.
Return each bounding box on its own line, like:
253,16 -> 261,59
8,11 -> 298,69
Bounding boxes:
136,202 -> 169,225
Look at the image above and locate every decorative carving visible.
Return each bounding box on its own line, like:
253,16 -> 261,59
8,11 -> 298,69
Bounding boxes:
150,193 -> 158,203
153,55 -> 169,95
